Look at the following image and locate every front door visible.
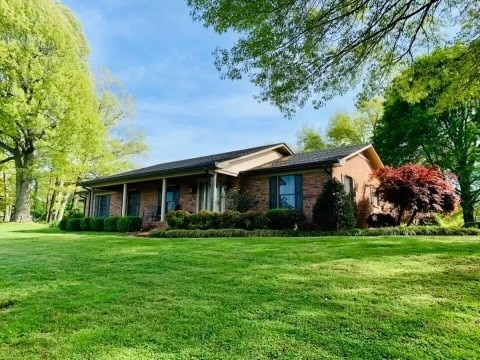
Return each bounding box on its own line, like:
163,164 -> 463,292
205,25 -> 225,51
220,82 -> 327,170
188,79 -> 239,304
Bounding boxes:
166,187 -> 179,212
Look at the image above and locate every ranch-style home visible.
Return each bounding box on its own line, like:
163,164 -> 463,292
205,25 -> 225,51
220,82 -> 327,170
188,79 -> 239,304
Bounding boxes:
81,143 -> 383,228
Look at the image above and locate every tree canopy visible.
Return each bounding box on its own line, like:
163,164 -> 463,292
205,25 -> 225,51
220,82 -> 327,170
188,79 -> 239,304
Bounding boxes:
187,0 -> 479,116
373,45 -> 480,224
0,0 -> 101,221
373,164 -> 458,226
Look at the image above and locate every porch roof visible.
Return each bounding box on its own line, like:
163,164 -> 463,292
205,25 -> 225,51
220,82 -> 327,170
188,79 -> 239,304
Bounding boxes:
82,143 -> 291,187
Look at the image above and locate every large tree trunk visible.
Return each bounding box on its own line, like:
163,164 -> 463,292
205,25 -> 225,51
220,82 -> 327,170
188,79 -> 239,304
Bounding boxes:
55,191 -> 71,222
458,175 -> 475,225
2,170 -> 12,222
12,151 -> 35,222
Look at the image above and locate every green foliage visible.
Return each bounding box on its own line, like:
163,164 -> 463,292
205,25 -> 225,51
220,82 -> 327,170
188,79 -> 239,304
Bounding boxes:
187,210 -> 220,230
150,226 -> 480,238
225,189 -> 257,212
373,45 -> 479,224
296,125 -> 326,152
312,179 -> 357,231
117,216 -> 142,233
265,208 -> 306,230
59,218 -> 68,231
166,210 -> 191,229
187,1 -> 478,116
90,218 -> 104,232
0,0 -> 102,221
80,217 -> 92,231
237,211 -> 268,230
218,210 -> 241,228
104,217 -> 120,232
166,210 -> 268,230
66,218 -> 82,232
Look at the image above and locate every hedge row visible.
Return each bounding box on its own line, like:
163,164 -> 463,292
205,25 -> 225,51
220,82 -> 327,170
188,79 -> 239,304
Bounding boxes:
166,209 -> 305,230
61,216 -> 142,233
149,226 -> 480,238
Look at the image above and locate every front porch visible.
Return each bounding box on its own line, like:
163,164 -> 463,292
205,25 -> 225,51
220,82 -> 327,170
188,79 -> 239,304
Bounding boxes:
84,173 -> 239,228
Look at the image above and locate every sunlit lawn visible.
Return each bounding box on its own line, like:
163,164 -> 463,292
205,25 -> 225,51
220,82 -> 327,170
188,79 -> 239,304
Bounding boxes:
0,223 -> 479,359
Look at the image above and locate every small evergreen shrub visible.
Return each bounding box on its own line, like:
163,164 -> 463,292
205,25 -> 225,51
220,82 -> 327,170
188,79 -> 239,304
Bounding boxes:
80,217 -> 92,231
312,179 -> 357,231
238,211 -> 268,230
90,218 -> 104,231
218,210 -> 242,228
367,213 -> 397,228
166,210 -> 191,229
104,217 -> 120,232
187,211 -> 220,230
117,216 -> 142,232
226,189 -> 258,212
59,218 -> 68,231
66,218 -> 82,231
265,208 -> 306,230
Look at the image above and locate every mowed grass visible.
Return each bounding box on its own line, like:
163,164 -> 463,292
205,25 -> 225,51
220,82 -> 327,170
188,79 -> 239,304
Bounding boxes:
0,224 -> 479,359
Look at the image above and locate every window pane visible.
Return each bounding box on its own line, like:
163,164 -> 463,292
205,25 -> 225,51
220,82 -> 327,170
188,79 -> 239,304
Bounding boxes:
278,175 -> 296,209
279,194 -> 295,209
279,175 -> 295,195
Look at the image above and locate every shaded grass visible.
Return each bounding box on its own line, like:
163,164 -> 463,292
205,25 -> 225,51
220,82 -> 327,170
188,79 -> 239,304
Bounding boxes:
0,223 -> 479,359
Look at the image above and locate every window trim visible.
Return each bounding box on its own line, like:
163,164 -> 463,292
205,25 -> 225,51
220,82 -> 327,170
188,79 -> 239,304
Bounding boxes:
269,174 -> 303,211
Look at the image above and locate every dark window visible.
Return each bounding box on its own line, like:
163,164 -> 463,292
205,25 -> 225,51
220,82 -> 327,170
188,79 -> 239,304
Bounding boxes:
95,195 -> 110,218
269,174 -> 303,211
127,191 -> 140,216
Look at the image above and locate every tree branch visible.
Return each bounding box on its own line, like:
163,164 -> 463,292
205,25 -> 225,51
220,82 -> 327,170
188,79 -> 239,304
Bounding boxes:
0,156 -> 15,165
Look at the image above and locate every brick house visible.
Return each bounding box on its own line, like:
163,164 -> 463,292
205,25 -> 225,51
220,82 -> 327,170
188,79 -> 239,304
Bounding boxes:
81,143 -> 383,228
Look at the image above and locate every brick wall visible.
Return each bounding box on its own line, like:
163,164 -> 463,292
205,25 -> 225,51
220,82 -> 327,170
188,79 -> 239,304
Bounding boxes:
109,192 -> 122,217
242,170 -> 331,221
332,154 -> 380,227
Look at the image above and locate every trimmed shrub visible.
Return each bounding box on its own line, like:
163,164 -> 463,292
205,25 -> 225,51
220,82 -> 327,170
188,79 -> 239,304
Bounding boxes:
117,216 -> 142,232
66,218 -> 82,231
367,213 -> 397,228
218,210 -> 242,229
166,210 -> 191,229
238,211 -> 268,230
80,217 -> 92,231
104,217 -> 120,232
90,218 -> 104,232
187,211 -> 220,230
265,208 -> 306,230
59,218 -> 68,231
149,226 -> 480,238
312,179 -> 357,231
225,189 -> 258,212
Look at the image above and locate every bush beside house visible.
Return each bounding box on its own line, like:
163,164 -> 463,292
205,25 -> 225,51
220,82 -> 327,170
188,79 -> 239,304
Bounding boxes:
312,179 -> 357,231
60,215 -> 142,233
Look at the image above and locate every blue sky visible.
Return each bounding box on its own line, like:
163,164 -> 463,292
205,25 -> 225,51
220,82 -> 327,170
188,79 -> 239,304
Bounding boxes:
63,0 -> 356,166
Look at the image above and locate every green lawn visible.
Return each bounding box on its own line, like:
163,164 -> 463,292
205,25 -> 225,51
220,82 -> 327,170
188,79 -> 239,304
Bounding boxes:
0,224 -> 479,359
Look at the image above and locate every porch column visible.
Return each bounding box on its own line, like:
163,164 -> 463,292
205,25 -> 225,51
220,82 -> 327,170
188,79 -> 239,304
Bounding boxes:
160,178 -> 167,221
212,171 -> 218,212
90,188 -> 95,217
121,183 -> 127,216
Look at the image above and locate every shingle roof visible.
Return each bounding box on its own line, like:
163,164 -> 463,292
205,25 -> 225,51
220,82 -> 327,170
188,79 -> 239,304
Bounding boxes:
82,143 -> 285,186
244,144 -> 370,173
